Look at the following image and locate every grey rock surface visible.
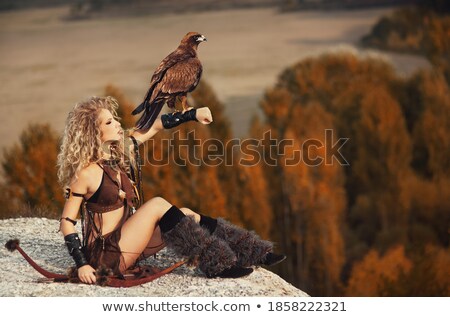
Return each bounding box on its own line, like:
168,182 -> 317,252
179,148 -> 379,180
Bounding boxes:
0,218 -> 308,297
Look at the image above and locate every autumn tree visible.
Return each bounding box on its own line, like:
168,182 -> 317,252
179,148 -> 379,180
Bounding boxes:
345,245 -> 412,296
361,5 -> 450,83
235,116 -> 274,239
379,244 -> 450,296
256,65 -> 348,295
395,70 -> 450,248
409,70 -> 450,179
0,123 -> 63,219
255,49 -> 450,295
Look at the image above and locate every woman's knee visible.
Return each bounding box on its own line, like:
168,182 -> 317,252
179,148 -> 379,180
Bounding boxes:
147,196 -> 171,208
143,197 -> 172,215
180,207 -> 200,222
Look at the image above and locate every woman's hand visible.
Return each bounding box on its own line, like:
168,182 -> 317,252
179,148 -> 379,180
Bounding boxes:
194,107 -> 213,125
78,264 -> 97,284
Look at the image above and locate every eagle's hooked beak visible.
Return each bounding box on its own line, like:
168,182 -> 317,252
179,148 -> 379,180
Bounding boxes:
197,35 -> 207,42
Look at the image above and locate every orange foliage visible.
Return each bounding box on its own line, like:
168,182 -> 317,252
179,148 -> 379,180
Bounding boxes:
379,244 -> 450,296
0,123 -> 63,218
237,162 -> 273,239
345,245 -> 412,296
258,50 -> 449,295
427,245 -> 450,295
411,71 -> 450,179
258,90 -> 347,295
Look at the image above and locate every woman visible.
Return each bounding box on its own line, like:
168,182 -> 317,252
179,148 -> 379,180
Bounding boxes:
57,96 -> 285,284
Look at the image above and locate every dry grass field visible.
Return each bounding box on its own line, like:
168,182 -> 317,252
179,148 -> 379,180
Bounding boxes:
0,5 -> 429,152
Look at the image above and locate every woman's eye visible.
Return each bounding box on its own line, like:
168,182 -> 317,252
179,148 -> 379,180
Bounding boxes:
106,121 -> 111,125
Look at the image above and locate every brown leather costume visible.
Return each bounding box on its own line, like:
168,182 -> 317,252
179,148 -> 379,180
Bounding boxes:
70,161 -> 139,275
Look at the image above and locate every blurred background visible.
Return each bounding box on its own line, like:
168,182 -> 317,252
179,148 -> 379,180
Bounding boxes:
0,0 -> 448,296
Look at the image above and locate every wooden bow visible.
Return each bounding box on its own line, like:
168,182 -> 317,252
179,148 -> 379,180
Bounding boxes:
5,239 -> 186,288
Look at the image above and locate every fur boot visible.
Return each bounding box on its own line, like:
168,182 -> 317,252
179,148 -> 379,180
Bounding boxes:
201,215 -> 286,267
160,207 -> 253,278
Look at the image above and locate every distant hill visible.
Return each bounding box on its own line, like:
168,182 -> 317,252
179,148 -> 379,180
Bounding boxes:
0,0 -> 278,12
0,0 -> 66,11
0,0 -> 420,13
280,0 -> 420,11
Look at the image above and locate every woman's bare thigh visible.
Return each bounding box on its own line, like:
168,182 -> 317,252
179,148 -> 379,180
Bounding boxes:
118,197 -> 171,271
139,226 -> 166,259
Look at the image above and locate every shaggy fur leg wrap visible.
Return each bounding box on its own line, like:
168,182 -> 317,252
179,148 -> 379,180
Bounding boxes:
214,218 -> 273,267
162,216 -> 237,278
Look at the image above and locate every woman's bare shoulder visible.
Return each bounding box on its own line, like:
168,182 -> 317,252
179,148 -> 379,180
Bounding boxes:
71,163 -> 101,189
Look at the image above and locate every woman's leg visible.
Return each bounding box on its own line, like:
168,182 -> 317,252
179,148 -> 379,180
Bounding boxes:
136,226 -> 166,260
136,208 -> 200,261
118,197 -> 172,271
159,206 -> 253,278
196,213 -> 286,267
119,201 -> 252,278
169,207 -> 283,266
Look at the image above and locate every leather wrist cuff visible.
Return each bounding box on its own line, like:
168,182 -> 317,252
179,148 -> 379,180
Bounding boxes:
161,109 -> 198,129
64,233 -> 88,268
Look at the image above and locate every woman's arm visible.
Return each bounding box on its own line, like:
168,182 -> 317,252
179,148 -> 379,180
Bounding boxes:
59,173 -> 88,236
60,170 -> 97,284
130,107 -> 213,145
128,115 -> 163,146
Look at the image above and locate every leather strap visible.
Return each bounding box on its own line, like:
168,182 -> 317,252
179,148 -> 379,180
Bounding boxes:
60,217 -> 77,226
65,188 -> 86,199
129,135 -> 144,207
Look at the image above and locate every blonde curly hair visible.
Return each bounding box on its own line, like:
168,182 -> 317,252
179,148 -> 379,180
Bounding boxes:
57,96 -> 131,189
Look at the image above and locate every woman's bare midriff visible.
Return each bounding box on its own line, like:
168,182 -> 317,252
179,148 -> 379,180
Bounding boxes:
87,206 -> 125,244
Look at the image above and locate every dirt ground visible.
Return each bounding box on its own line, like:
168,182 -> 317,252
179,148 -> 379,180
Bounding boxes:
0,6 -> 430,152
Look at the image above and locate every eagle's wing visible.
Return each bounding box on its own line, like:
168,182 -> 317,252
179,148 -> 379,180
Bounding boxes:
150,51 -> 190,85
146,51 -> 195,101
132,50 -> 194,116
154,58 -> 203,97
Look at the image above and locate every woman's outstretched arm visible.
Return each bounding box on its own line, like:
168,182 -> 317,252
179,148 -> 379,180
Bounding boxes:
130,107 -> 213,145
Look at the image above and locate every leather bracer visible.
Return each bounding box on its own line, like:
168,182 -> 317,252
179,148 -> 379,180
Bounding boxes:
64,233 -> 88,268
161,109 -> 198,129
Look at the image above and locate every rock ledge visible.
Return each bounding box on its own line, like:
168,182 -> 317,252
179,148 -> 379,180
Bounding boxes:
0,218 -> 308,297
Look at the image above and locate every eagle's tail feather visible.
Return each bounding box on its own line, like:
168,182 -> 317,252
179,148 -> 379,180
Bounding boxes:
131,102 -> 146,115
135,101 -> 165,130
133,86 -> 154,115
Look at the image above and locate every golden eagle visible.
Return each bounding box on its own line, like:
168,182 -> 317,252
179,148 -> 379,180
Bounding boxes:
132,32 -> 207,130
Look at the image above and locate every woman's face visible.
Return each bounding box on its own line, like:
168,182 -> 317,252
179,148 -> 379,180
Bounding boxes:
98,108 -> 123,143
